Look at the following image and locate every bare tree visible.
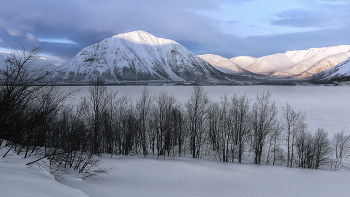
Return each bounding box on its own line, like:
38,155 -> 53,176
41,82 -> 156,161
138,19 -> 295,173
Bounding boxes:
207,102 -> 221,160
251,92 -> 278,164
88,76 -> 107,155
294,129 -> 313,169
282,103 -> 307,167
266,121 -> 285,165
151,91 -> 177,157
1,46 -> 45,148
231,94 -> 251,163
136,87 -> 153,157
185,86 -> 209,158
313,128 -> 332,169
332,130 -> 350,171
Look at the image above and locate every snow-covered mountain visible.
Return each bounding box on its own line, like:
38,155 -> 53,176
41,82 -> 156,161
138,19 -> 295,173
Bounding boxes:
0,51 -> 57,80
313,56 -> 350,80
51,30 -> 226,83
198,54 -> 244,73
202,45 -> 350,78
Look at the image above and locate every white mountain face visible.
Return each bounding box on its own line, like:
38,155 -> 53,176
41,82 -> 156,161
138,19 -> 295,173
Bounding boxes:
313,56 -> 350,79
202,45 -> 350,78
51,30 -> 226,83
198,54 -> 244,73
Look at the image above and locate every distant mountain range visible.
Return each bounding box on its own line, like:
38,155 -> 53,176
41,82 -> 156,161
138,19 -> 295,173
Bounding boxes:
199,45 -> 350,79
1,30 -> 350,85
0,51 -> 57,80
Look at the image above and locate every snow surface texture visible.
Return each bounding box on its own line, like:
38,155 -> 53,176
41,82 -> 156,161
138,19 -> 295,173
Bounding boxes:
51,30 -> 225,83
201,46 -> 350,78
2,144 -> 350,197
62,155 -> 350,197
0,147 -> 88,197
0,143 -> 350,197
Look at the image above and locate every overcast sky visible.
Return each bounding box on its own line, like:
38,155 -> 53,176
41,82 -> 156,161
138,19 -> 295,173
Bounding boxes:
0,0 -> 349,66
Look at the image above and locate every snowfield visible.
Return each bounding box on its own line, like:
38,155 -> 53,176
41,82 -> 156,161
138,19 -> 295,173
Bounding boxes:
2,145 -> 350,197
0,147 -> 88,197
61,155 -> 350,197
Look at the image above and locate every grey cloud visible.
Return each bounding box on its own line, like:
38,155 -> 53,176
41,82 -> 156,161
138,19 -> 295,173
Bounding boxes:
270,16 -> 340,28
270,7 -> 349,28
0,0 -> 228,59
0,0 -> 350,64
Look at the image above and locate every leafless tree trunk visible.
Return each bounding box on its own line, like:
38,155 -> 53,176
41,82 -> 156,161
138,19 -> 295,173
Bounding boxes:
136,87 -> 153,157
88,76 -> 107,155
332,130 -> 350,171
251,92 -> 278,164
282,103 -> 306,167
185,86 -> 209,158
313,128 -> 332,169
231,94 -> 251,163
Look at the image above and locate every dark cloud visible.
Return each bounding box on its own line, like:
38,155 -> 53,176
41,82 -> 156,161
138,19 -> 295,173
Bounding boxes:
0,0 -> 350,64
0,0 -> 227,61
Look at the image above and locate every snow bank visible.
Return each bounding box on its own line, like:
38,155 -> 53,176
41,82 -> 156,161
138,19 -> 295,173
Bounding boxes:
62,155 -> 350,197
0,147 -> 88,197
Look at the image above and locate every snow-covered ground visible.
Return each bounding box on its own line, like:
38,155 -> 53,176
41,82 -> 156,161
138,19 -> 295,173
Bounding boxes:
0,147 -> 88,197
63,155 -> 350,197
2,146 -> 350,197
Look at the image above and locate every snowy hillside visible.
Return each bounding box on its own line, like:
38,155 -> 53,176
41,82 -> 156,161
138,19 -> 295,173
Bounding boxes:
203,45 -> 350,78
198,54 -> 244,73
51,30 -> 226,83
62,155 -> 350,197
293,52 -> 350,78
0,147 -> 88,197
3,146 -> 350,197
314,56 -> 350,79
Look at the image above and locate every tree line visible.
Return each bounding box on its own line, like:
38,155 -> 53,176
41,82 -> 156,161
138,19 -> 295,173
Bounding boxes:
1,47 -> 350,176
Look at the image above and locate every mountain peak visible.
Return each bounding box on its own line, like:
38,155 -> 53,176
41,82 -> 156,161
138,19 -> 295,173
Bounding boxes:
112,30 -> 175,46
51,30 -> 225,83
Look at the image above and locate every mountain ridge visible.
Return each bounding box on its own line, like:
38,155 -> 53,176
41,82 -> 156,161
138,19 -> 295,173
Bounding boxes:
51,30 -> 228,83
201,45 -> 350,79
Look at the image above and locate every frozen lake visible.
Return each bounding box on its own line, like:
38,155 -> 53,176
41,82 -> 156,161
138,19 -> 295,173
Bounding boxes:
63,85 -> 350,137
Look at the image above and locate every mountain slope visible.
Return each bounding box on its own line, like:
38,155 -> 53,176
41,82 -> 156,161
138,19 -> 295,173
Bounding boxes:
313,56 -> 350,80
198,54 -> 244,73
292,52 -> 350,78
203,45 -> 350,78
51,30 -> 226,83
